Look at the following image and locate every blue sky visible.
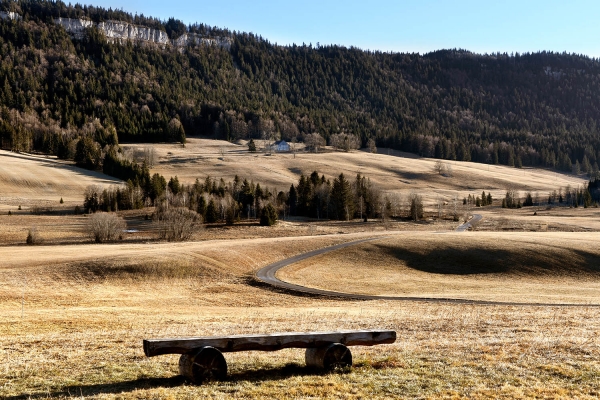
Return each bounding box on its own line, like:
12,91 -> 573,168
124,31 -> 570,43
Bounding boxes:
87,0 -> 599,57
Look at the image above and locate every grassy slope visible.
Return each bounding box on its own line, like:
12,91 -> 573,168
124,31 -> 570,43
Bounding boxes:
1,232 -> 599,399
278,232 -> 600,304
124,138 -> 586,207
0,150 -> 122,210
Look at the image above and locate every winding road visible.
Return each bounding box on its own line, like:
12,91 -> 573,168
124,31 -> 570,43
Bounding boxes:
455,213 -> 483,232
256,234 -> 600,307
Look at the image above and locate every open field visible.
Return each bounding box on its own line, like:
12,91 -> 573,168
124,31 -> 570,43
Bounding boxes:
2,142 -> 600,398
122,138 -> 587,207
474,207 -> 600,232
278,232 -> 600,304
0,150 -> 121,211
1,232 -> 600,398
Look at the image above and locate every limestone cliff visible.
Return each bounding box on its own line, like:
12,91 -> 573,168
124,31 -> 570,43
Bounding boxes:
0,11 -> 21,21
53,17 -> 232,50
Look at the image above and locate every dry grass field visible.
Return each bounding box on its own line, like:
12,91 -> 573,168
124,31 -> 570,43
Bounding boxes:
2,142 -> 600,398
474,207 -> 600,232
1,232 -> 600,399
0,150 -> 121,211
278,232 -> 600,304
122,138 -> 586,207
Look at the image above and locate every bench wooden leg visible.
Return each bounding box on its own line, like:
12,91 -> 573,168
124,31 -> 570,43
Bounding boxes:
179,346 -> 227,384
305,343 -> 352,370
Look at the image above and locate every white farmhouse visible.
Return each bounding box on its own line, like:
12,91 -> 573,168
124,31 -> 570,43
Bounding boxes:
273,140 -> 290,152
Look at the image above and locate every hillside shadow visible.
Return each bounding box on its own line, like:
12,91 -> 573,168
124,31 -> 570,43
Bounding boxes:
5,364 -> 340,399
375,244 -> 600,276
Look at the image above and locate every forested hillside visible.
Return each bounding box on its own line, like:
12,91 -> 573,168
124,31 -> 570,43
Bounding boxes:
1,0 -> 600,173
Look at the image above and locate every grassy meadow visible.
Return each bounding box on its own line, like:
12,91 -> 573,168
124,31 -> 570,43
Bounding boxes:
1,143 -> 599,398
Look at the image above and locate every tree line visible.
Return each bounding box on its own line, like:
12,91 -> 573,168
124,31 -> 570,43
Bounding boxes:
501,178 -> 598,209
83,166 -> 442,234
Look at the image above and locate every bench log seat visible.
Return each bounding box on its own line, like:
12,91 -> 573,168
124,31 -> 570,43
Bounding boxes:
143,330 -> 396,384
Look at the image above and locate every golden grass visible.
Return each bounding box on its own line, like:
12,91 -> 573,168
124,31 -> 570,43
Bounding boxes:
2,232 -> 600,398
123,138 -> 586,207
278,232 -> 600,304
476,207 -> 600,232
0,150 -> 121,210
2,141 -> 599,398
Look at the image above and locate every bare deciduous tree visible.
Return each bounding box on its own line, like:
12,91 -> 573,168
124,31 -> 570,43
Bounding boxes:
367,138 -> 377,153
154,206 -> 200,242
443,163 -> 453,177
304,133 -> 325,153
452,194 -> 460,221
387,193 -> 403,218
436,196 -> 444,220
88,212 -> 126,243
408,192 -> 424,221
434,160 -> 444,175
143,146 -> 156,167
330,133 -> 360,152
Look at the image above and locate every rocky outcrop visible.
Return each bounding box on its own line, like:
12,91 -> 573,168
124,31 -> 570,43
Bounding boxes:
0,11 -> 21,21
97,20 -> 169,45
53,17 -> 94,39
53,17 -> 232,50
172,33 -> 232,50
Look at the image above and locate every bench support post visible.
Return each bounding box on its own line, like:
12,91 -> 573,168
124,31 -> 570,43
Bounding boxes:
179,346 -> 227,384
305,343 -> 352,370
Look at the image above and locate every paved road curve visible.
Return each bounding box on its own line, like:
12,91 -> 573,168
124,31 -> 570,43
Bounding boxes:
455,214 -> 483,232
256,235 -> 600,307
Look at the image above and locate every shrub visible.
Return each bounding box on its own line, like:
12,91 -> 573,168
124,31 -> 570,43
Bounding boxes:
248,138 -> 256,152
154,206 -> 200,241
260,203 -> 278,226
26,227 -> 41,245
88,212 -> 126,243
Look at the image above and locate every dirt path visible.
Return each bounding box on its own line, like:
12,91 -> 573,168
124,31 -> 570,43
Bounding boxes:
255,235 -> 600,307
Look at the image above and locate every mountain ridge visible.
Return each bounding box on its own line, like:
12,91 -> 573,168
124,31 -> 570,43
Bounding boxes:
0,0 -> 599,176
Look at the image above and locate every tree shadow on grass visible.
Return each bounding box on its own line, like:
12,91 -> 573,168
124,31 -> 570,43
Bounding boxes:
6,364 -> 341,399
4,376 -> 186,400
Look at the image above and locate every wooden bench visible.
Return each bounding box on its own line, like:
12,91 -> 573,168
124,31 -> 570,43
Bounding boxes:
144,330 -> 396,384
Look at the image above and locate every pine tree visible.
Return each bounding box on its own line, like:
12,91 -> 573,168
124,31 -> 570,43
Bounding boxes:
330,173 -> 354,220
287,184 -> 298,216
259,203 -> 278,226
205,199 -> 219,223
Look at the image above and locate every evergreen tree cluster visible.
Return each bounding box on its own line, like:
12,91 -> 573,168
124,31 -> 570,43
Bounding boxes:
503,183 -> 596,209
2,0 -> 600,175
287,171 -> 384,221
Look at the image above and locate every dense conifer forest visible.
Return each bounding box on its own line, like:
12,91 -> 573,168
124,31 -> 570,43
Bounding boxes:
1,0 -> 600,175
